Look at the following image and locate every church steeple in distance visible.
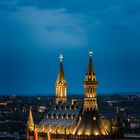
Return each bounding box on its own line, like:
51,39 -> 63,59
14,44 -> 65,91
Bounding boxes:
83,49 -> 98,110
112,107 -> 122,135
27,107 -> 34,132
55,53 -> 67,103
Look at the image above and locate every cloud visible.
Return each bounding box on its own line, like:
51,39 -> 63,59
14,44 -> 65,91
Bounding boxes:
0,0 -> 140,94
8,7 -> 88,48
1,0 -> 140,27
0,0 -> 19,12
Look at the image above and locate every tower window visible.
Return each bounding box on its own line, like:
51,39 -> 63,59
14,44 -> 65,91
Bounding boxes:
93,116 -> 96,120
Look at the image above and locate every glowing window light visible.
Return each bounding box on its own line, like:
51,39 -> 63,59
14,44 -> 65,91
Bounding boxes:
78,131 -> 82,135
85,129 -> 91,136
71,116 -> 73,119
86,132 -> 90,136
66,128 -> 69,134
102,132 -> 106,135
93,116 -> 96,120
49,125 -> 53,133
94,132 -> 99,136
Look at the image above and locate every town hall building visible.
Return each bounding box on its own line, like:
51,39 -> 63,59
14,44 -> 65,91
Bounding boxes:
26,50 -> 122,140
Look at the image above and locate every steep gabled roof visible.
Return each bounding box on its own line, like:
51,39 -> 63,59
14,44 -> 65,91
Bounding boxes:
74,110 -> 108,136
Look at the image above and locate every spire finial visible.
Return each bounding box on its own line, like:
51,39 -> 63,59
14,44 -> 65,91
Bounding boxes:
89,49 -> 93,57
59,53 -> 63,62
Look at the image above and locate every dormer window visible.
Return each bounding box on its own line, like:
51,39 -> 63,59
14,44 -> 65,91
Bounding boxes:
47,113 -> 50,118
66,115 -> 69,119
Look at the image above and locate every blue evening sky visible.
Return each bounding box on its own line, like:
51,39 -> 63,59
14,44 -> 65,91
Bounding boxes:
0,0 -> 140,95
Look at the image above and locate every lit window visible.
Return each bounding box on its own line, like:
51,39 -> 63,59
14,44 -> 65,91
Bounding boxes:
93,116 -> 96,120
94,132 -> 99,136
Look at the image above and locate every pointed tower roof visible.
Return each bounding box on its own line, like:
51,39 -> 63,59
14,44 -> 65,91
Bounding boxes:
112,107 -> 121,127
27,107 -> 34,131
74,110 -> 108,136
87,49 -> 94,75
84,49 -> 97,83
112,107 -> 122,135
56,54 -> 66,84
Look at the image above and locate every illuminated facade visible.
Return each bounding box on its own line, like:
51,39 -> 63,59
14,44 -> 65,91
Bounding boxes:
83,49 -> 98,111
27,50 -> 122,139
55,54 -> 67,103
74,50 -> 108,136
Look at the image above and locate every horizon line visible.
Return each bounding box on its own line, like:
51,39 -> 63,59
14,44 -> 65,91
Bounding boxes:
0,91 -> 140,96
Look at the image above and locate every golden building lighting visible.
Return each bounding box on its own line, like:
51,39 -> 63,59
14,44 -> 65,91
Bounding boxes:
26,50 -> 122,140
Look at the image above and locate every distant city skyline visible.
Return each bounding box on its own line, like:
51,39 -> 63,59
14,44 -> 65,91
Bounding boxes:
0,0 -> 140,95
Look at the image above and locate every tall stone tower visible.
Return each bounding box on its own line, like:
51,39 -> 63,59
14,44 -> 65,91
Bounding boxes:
74,50 -> 108,136
55,54 -> 67,103
83,49 -> 98,110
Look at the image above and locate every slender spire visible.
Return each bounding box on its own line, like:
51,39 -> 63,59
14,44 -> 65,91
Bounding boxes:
56,53 -> 67,103
56,53 -> 66,84
86,49 -> 95,79
27,107 -> 34,132
85,49 -> 96,81
112,107 -> 122,135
